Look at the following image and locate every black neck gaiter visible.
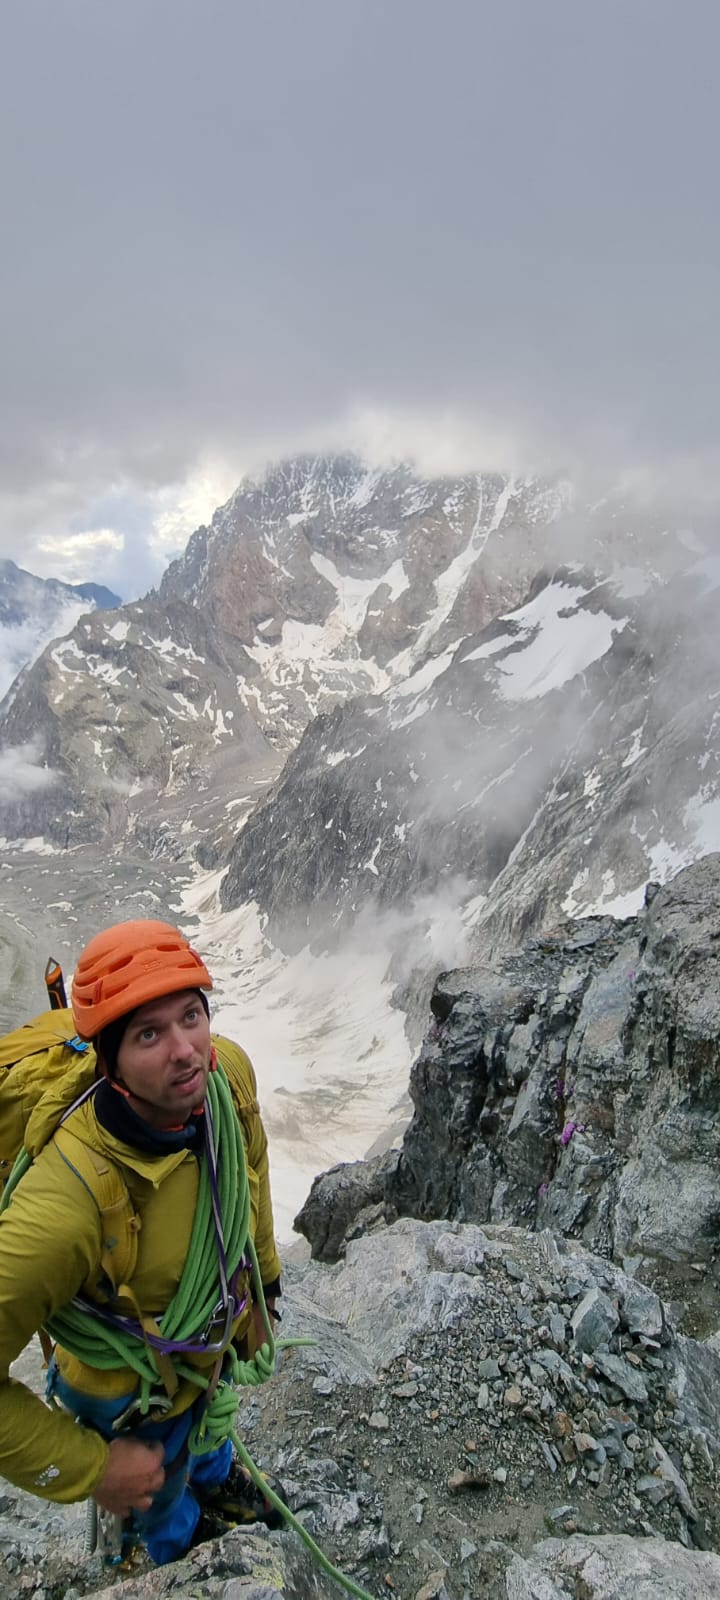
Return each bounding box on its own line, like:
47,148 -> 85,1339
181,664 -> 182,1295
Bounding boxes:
94,1078 -> 206,1157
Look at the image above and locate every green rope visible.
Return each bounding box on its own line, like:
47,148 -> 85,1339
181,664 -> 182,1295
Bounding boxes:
189,1349 -> 377,1600
3,1065 -> 376,1598
20,1069 -> 250,1409
231,1429 -> 377,1600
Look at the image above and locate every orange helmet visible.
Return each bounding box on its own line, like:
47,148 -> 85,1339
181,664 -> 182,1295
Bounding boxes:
71,919 -> 213,1040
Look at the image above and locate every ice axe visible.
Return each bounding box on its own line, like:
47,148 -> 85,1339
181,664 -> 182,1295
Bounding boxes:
44,957 -> 67,1010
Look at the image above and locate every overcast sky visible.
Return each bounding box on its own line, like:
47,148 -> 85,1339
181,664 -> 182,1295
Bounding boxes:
1,0 -> 719,598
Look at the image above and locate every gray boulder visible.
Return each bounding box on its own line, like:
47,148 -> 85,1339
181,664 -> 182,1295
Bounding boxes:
506,1534 -> 720,1599
294,1148 -> 399,1261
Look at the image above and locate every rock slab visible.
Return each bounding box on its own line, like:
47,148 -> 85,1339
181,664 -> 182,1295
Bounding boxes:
506,1533 -> 720,1599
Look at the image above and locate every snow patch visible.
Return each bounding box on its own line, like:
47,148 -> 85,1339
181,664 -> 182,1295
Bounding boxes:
364,839 -> 382,875
347,468 -> 382,510
391,645 -> 457,703
622,728 -> 646,768
464,581 -> 627,701
178,873 -> 412,1241
488,476 -> 517,532
683,789 -> 720,855
610,567 -> 653,599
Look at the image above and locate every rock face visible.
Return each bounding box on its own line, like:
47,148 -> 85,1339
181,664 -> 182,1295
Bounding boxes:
158,457 -> 566,664
221,547 -> 720,965
297,855 -> 720,1290
85,1527 -> 345,1599
234,1221 -> 720,1596
292,1148 -> 399,1265
219,564 -> 638,936
467,570 -> 720,958
0,597 -> 279,854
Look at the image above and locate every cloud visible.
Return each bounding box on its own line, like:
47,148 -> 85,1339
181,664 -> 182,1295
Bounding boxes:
319,406 -> 527,482
0,465 -> 240,601
37,528 -> 124,566
1,0 -> 720,590
149,464 -> 242,565
0,603 -> 91,700
0,743 -> 59,802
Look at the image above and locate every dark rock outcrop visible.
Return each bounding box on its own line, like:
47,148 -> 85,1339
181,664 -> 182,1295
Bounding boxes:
294,1148 -> 400,1263
296,856 -> 720,1289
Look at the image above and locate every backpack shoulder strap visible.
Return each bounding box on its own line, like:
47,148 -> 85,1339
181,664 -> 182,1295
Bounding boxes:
52,1125 -> 141,1296
212,1035 -> 259,1113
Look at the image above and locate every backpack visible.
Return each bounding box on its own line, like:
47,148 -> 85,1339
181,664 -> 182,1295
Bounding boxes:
0,1007 -> 93,1190
0,1005 -> 140,1295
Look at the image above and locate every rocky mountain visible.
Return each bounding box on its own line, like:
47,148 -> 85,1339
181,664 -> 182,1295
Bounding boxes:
1,454 -> 716,979
220,544 -> 720,964
0,560 -> 120,701
0,594 -> 280,854
0,457 -> 578,858
5,862 -> 720,1600
5,863 -> 720,1598
0,453 -> 718,1220
0,474 -> 720,1598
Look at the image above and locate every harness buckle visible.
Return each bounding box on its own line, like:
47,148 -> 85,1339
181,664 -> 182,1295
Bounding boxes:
111,1390 -> 175,1431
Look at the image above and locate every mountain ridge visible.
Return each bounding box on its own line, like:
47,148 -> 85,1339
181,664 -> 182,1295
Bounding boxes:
0,457 -> 572,860
0,452 -> 717,968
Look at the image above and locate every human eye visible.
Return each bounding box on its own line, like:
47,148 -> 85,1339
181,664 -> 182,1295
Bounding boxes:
138,1025 -> 157,1043
184,1003 -> 201,1022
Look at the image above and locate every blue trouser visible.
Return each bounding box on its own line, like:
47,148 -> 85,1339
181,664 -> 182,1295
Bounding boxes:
47,1365 -> 232,1565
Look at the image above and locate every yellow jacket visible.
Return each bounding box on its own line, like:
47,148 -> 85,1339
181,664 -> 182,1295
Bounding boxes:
0,1037 -> 281,1504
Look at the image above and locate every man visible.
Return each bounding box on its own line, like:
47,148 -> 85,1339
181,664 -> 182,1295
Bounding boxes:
0,919 -> 283,1564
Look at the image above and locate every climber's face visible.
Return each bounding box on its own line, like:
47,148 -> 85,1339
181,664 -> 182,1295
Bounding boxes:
114,989 -> 212,1128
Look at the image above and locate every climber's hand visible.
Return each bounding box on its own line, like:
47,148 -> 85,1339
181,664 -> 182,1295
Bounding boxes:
94,1437 -> 165,1516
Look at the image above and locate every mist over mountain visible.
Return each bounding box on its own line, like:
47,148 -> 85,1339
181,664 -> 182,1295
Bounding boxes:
0,458 -> 569,855
0,455 -> 717,971
0,560 -> 120,701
